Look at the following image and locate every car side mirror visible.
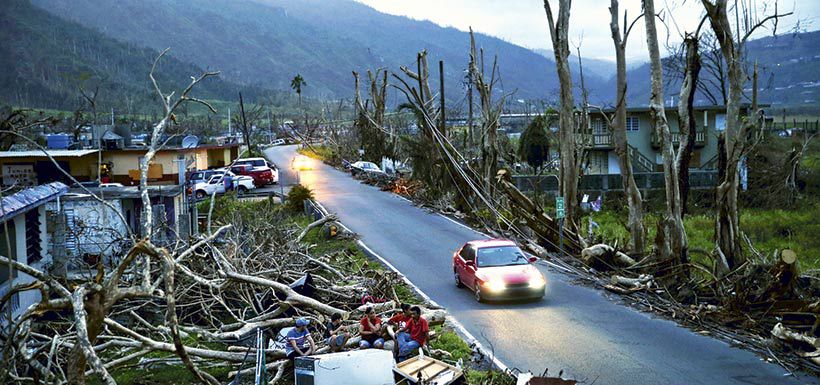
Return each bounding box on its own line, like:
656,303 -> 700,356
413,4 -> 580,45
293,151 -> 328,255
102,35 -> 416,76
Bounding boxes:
465,260 -> 475,268
528,256 -> 538,263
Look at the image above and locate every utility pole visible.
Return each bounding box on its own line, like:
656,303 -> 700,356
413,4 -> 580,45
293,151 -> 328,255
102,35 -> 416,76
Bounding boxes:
267,108 -> 272,142
439,60 -> 446,138
467,63 -> 474,150
227,107 -> 232,138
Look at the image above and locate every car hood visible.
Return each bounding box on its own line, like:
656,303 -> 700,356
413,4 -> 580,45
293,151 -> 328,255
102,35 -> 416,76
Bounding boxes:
476,264 -> 540,284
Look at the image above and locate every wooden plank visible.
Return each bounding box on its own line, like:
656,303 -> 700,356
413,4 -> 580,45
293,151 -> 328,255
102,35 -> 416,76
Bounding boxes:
407,360 -> 437,376
398,358 -> 431,374
395,355 -> 420,369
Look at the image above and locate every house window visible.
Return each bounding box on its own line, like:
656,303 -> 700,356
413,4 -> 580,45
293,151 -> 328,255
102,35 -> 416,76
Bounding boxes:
626,116 -> 640,131
25,210 -> 42,264
715,114 -> 726,131
588,151 -> 608,175
592,118 -> 606,134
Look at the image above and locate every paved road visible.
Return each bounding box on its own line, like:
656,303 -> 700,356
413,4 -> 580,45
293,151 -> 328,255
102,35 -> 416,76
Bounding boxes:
267,146 -> 811,385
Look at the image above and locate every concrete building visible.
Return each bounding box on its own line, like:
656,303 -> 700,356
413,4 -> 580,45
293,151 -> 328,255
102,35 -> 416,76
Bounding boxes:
585,104 -> 764,175
0,182 -> 68,325
0,150 -> 100,186
103,144 -> 240,185
0,144 -> 240,187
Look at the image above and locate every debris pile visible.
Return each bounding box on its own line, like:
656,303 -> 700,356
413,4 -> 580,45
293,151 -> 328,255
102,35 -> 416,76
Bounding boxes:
0,197 -> 466,384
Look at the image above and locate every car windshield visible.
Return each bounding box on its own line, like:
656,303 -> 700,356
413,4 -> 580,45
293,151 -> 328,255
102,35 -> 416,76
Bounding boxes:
476,246 -> 528,267
362,162 -> 377,169
250,160 -> 266,167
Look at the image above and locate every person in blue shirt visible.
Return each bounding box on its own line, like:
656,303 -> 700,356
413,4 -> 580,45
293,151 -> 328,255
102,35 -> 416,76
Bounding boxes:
286,318 -> 315,359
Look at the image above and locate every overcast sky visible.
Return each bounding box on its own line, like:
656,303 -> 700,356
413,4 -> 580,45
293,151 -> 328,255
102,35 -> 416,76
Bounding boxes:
355,0 -> 817,63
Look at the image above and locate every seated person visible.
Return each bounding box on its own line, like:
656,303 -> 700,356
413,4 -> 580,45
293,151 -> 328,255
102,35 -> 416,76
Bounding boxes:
396,306 -> 429,361
324,313 -> 349,352
286,318 -> 315,359
386,303 -> 412,353
358,307 -> 384,349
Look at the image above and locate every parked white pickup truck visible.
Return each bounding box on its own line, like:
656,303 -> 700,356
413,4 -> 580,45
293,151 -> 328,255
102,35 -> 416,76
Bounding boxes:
193,170 -> 255,199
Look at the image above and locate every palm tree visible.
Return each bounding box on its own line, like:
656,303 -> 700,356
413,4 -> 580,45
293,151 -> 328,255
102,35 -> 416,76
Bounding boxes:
290,74 -> 306,107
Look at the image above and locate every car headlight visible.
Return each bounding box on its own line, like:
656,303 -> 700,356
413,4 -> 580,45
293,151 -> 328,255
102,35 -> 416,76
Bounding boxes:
528,274 -> 546,288
484,278 -> 505,292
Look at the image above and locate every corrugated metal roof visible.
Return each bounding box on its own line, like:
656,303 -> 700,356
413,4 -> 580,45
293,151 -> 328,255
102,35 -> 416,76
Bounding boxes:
0,149 -> 99,158
0,182 -> 68,222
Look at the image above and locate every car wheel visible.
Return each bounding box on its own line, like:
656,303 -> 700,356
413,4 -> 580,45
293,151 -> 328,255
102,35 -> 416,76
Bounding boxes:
237,185 -> 248,194
474,284 -> 484,303
195,190 -> 206,199
454,270 -> 463,288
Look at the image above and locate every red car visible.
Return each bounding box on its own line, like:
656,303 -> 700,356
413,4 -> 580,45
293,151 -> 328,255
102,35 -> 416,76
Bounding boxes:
231,158 -> 278,187
453,239 -> 546,302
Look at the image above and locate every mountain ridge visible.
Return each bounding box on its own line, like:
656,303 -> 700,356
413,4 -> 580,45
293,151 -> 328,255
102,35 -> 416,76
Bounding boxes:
30,0 -> 608,101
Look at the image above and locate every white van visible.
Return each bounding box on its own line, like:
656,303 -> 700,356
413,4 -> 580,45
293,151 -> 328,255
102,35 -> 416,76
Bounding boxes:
271,138 -> 286,146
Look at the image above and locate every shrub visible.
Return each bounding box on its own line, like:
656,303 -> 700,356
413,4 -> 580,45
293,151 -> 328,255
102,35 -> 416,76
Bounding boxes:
285,184 -> 314,213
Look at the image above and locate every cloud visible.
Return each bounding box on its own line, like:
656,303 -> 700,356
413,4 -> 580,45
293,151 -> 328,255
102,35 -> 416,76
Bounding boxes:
355,0 -> 816,63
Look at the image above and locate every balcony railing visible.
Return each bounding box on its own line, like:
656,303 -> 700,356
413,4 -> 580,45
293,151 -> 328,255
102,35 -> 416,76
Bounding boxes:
652,129 -> 706,148
578,133 -> 615,149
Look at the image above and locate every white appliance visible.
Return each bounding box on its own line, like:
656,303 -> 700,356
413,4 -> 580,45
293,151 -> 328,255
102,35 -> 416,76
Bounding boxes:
294,349 -> 395,385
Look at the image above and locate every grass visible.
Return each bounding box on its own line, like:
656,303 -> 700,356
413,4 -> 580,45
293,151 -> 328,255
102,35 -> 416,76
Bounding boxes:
88,335 -> 231,385
292,213 -> 419,304
89,365 -> 232,385
297,145 -> 335,162
587,202 -> 820,269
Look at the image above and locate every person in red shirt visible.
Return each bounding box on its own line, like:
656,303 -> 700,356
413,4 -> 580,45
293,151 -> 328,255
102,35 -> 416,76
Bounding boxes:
387,303 -> 412,355
387,303 -> 412,332
397,306 -> 428,360
358,306 -> 384,349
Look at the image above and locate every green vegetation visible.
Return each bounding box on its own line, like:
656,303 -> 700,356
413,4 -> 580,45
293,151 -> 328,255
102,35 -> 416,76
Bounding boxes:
298,145 -> 336,163
31,0 -> 571,102
88,335 -> 231,385
429,329 -> 473,362
518,114 -> 552,172
587,203 -> 820,269
0,0 -> 273,112
285,184 -> 315,213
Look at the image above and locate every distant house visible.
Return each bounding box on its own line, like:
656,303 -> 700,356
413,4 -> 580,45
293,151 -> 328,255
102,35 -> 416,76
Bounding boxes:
0,143 -> 240,187
584,104 -> 766,175
102,144 -> 240,185
0,150 -> 100,187
0,182 -> 68,325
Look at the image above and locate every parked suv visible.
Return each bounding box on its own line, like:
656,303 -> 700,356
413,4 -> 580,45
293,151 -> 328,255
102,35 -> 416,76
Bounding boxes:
233,158 -> 278,186
191,170 -> 255,199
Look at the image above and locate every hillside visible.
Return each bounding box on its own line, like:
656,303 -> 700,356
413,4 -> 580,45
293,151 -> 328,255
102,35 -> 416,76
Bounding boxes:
0,0 -> 273,112
612,30 -> 820,112
30,0 -> 608,101
533,48 -> 617,81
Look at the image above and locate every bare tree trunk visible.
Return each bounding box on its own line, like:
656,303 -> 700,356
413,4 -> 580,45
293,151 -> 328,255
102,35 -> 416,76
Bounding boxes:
544,0 -> 580,231
468,30 -> 503,198
701,0 -> 791,270
609,0 -> 646,253
703,1 -> 750,270
676,35 -> 701,216
645,0 -> 688,265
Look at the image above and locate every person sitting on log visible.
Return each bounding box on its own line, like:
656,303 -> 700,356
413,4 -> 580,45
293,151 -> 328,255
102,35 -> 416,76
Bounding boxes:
324,313 -> 349,352
359,306 -> 385,349
396,306 -> 429,361
286,318 -> 316,359
386,303 -> 412,352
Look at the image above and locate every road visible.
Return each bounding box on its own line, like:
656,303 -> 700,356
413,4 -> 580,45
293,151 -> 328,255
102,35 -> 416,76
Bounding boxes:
267,145 -> 810,385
